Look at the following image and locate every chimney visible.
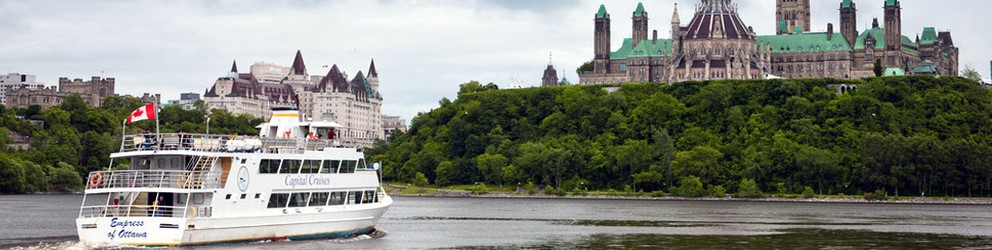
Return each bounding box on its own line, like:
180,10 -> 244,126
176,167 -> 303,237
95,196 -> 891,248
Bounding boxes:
872,18 -> 879,29
653,30 -> 658,42
827,23 -> 834,41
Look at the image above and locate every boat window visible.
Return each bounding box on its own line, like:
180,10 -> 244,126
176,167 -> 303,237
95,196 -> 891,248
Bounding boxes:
288,192 -> 309,207
321,160 -> 341,174
259,159 -> 280,174
350,191 -> 360,205
365,190 -> 377,203
357,158 -> 367,170
309,192 -> 329,206
240,194 -> 247,199
340,160 -> 357,173
280,160 -> 302,174
267,193 -> 289,208
300,160 -> 321,173
329,192 -> 346,205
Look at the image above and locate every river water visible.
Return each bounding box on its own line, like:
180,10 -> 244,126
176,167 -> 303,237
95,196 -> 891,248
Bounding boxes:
2,194 -> 992,249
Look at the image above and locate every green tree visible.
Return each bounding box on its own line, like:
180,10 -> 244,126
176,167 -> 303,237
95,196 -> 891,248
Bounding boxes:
49,162 -> 83,192
676,175 -> 705,197
961,65 -> 982,82
873,59 -> 883,77
671,146 -> 723,185
576,61 -> 594,74
412,172 -> 430,187
476,153 -> 509,185
737,178 -> 763,198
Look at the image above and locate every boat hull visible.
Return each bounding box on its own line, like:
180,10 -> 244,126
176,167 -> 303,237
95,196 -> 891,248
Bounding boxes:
76,196 -> 391,247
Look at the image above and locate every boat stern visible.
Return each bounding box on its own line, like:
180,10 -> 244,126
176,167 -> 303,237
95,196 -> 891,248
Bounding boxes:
76,216 -> 187,247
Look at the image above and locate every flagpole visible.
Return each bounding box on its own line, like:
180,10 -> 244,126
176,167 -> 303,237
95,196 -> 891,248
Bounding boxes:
155,96 -> 161,152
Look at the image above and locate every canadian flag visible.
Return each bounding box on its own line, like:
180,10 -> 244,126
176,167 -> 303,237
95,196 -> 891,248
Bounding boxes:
127,103 -> 156,124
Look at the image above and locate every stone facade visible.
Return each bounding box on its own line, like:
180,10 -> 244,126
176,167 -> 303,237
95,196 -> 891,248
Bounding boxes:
382,114 -> 408,142
204,50 -> 385,148
0,73 -> 44,106
4,76 -> 115,108
58,76 -> 115,107
776,0 -> 810,35
579,0 -> 959,84
5,86 -> 62,109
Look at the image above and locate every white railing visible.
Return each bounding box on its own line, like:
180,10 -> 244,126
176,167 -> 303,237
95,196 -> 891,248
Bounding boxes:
120,133 -> 349,154
85,170 -> 220,190
79,205 -> 212,218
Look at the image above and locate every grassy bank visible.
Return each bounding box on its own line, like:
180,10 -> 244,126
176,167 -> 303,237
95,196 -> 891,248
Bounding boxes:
385,183 -> 992,205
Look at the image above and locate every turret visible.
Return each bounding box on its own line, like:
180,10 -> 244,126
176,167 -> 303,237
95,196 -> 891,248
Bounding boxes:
594,4 -> 611,74
839,0 -> 858,48
631,2 -> 648,48
290,50 -> 306,76
884,0 -> 902,51
367,59 -> 379,93
671,3 -> 681,51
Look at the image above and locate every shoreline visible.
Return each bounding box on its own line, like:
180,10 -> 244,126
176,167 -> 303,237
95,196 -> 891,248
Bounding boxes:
390,190 -> 992,205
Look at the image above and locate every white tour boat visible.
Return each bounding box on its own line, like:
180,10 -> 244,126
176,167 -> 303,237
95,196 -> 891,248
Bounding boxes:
76,108 -> 392,246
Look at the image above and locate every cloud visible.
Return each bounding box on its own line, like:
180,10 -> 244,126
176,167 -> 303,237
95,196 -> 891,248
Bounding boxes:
0,0 -> 989,124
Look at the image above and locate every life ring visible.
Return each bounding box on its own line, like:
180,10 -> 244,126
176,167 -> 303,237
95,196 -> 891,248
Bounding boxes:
88,173 -> 103,188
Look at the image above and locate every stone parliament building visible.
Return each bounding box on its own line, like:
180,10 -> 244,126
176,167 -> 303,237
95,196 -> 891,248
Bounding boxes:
579,0 -> 959,84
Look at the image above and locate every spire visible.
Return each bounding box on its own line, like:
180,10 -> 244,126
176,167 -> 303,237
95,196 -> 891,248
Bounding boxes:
671,3 -> 680,24
230,60 -> 238,73
633,2 -> 646,17
595,4 -> 609,19
368,59 -> 378,78
290,50 -> 306,75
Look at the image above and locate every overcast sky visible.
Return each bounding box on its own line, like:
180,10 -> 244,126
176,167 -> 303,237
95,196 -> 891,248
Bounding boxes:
1,0 -> 989,122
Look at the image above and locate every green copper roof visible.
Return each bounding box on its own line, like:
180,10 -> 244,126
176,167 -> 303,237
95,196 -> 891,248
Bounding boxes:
852,28 -> 920,55
610,38 -> 633,60
757,32 -> 853,53
841,0 -> 855,8
629,39 -> 673,58
883,67 -> 905,76
920,27 -> 937,45
911,60 -> 938,75
596,4 -> 609,18
611,38 -> 673,60
633,2 -> 646,17
885,0 -> 898,7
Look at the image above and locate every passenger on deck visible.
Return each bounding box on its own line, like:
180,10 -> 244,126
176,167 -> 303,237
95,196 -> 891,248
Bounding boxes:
328,128 -> 337,147
152,195 -> 164,217
142,129 -> 154,150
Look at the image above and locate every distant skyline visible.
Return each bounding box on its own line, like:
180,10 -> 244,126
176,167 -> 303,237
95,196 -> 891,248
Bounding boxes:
1,0 -> 989,122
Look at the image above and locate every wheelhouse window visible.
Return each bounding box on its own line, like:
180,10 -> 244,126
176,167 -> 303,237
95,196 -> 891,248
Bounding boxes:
340,160 -> 357,173
321,160 -> 341,173
329,192 -> 347,205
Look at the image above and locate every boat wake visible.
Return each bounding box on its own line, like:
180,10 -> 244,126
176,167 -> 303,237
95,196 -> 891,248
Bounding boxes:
328,228 -> 388,244
6,240 -> 128,250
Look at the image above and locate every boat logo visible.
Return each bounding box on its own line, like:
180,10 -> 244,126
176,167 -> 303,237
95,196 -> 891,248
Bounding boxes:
237,166 -> 249,191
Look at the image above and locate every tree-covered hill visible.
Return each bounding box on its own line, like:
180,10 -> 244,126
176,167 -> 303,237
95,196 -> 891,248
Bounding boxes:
369,77 -> 992,197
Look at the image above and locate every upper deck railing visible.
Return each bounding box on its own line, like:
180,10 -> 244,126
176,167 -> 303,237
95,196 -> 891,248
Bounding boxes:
120,133 -> 347,154
85,170 -> 221,190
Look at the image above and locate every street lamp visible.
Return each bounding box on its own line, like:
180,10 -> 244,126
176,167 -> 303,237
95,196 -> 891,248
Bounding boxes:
206,117 -> 211,134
